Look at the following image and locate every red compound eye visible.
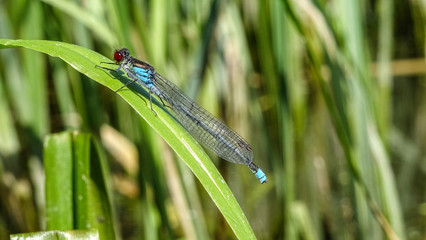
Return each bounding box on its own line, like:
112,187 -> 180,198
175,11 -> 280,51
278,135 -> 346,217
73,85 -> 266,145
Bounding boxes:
114,51 -> 123,62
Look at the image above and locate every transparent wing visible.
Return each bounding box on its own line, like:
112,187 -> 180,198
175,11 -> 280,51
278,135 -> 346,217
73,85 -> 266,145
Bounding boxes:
152,73 -> 254,165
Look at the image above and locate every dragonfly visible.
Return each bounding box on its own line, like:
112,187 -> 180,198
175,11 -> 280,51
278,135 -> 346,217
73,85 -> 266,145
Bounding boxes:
97,48 -> 267,184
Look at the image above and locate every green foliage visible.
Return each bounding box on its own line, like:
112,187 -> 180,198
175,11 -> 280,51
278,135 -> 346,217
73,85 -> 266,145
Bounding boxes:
0,39 -> 256,239
44,132 -> 114,239
0,0 -> 424,239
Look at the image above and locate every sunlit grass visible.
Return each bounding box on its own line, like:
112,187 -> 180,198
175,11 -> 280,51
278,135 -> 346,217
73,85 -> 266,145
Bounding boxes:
0,0 -> 424,239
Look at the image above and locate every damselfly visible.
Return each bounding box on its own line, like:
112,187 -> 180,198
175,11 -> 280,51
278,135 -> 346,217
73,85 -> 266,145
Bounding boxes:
97,48 -> 267,183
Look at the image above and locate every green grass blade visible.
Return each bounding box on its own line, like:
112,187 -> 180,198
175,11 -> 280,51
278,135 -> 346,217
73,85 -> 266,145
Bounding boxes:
0,74 -> 20,156
39,0 -> 118,47
44,132 -> 74,230
0,39 -> 256,239
73,133 -> 116,239
44,131 -> 115,239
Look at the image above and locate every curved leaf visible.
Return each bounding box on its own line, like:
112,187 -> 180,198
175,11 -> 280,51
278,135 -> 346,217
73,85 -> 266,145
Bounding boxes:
0,39 -> 255,239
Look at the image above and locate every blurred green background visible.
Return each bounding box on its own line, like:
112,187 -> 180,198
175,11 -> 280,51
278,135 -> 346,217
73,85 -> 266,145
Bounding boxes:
0,0 -> 425,239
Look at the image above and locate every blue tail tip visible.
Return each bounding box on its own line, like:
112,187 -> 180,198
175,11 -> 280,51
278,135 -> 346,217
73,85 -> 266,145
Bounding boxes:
255,169 -> 268,184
